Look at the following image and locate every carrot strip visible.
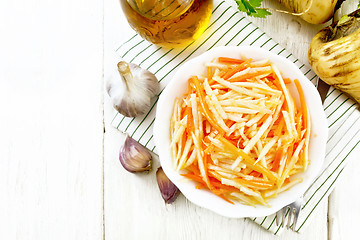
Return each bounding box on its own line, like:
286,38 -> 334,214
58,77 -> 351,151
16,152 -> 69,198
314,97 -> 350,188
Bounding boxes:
236,178 -> 272,190
189,164 -> 201,176
192,76 -> 225,134
267,131 -> 275,138
212,188 -> 229,195
214,193 -> 234,204
204,144 -> 214,155
295,112 -> 303,139
285,145 -> 294,168
274,117 -> 284,136
283,78 -> 292,84
202,154 -> 213,190
249,171 -> 262,178
185,171 -> 235,204
222,59 -> 252,80
271,147 -> 283,172
294,79 -> 310,170
208,78 -> 216,85
196,183 -> 206,189
218,57 -> 245,64
185,106 -> 193,136
207,66 -> 214,80
181,173 -> 205,184
270,75 -> 283,92
187,77 -> 195,94
210,180 -> 242,193
294,79 -> 308,130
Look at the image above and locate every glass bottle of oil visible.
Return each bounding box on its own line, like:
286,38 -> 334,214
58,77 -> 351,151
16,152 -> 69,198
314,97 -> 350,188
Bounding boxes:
120,0 -> 213,48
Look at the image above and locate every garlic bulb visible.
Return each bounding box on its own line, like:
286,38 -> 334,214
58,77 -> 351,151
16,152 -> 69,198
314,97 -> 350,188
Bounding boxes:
119,133 -> 152,173
156,167 -> 180,204
107,61 -> 159,117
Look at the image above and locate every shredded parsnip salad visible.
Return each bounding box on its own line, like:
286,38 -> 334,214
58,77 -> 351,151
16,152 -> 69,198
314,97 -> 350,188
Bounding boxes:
170,56 -> 311,206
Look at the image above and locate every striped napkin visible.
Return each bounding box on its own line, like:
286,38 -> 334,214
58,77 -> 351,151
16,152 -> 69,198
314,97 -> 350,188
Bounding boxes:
112,0 -> 360,234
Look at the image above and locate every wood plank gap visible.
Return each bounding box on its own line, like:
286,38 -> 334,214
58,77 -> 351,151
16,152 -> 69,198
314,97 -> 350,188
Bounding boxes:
102,0 -> 106,239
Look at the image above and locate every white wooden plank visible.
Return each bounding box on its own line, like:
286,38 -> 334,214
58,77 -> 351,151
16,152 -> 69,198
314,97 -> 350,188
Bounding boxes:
328,148 -> 360,240
326,2 -> 360,240
0,0 -> 104,239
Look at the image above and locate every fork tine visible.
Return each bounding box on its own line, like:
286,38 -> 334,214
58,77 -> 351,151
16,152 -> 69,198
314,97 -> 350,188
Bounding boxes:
292,207 -> 300,231
276,198 -> 304,231
276,207 -> 284,226
286,207 -> 294,229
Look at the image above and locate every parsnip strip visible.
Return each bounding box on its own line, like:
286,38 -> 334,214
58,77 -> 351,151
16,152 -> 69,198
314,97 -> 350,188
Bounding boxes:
278,139 -> 305,187
170,116 -> 187,147
228,66 -> 272,80
205,96 -> 230,132
272,64 -> 297,135
203,78 -> 228,119
177,137 -> 193,170
282,110 -> 294,140
184,149 -> 197,168
223,106 -> 260,114
263,96 -> 284,137
277,149 -> 288,178
229,192 -> 257,206
192,131 -> 210,188
176,132 -> 183,166
255,137 -> 278,165
205,62 -> 229,69
170,98 -> 179,139
239,127 -> 249,143
226,119 -> 246,136
303,111 -> 311,170
213,76 -> 265,98
250,59 -> 270,67
219,99 -> 261,106
216,171 -> 238,179
232,82 -> 282,95
221,178 -> 267,205
208,164 -> 264,181
245,113 -> 265,127
264,178 -> 303,198
243,115 -> 273,154
221,99 -> 272,114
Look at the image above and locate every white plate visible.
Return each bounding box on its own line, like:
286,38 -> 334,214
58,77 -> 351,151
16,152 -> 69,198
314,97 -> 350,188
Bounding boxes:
153,46 -> 328,218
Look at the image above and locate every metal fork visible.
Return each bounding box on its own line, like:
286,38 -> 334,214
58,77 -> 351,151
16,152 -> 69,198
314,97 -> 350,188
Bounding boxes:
276,197 -> 304,231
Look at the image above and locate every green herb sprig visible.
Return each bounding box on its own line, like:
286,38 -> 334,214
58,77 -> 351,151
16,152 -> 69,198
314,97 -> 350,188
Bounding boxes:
235,0 -> 271,18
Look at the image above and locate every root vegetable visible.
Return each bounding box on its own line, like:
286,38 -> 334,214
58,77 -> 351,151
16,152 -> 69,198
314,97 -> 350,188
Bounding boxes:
308,9 -> 360,104
276,0 -> 338,24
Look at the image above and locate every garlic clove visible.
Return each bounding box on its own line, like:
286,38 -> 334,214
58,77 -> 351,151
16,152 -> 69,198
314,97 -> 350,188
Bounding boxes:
106,60 -> 159,118
119,133 -> 152,173
156,167 -> 180,204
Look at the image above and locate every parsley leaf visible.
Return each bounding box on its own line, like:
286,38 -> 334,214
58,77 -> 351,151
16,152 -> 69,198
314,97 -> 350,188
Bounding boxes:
235,0 -> 271,18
